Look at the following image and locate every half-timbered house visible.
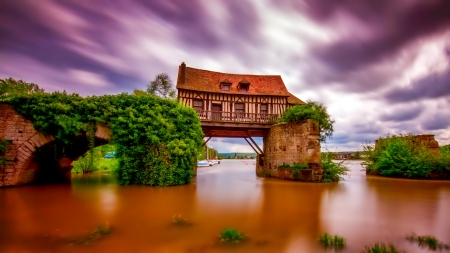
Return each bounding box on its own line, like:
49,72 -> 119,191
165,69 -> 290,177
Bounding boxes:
176,62 -> 304,146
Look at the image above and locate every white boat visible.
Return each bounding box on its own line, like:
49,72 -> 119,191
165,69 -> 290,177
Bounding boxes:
197,160 -> 210,167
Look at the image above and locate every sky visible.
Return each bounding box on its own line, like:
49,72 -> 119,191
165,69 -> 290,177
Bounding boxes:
1,0 -> 450,152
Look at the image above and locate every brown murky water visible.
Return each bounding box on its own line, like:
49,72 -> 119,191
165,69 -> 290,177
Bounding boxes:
1,160 -> 449,252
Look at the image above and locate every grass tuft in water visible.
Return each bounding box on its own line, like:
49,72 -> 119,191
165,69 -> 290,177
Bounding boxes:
172,214 -> 191,226
361,243 -> 403,253
68,223 -> 112,245
406,233 -> 450,250
219,228 -> 246,243
318,233 -> 346,249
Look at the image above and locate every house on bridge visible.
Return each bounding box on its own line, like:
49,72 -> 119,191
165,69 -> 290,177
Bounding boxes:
176,62 -> 322,182
176,62 -> 305,141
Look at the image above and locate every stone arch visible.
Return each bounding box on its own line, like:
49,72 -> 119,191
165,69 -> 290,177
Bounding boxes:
0,103 -> 111,186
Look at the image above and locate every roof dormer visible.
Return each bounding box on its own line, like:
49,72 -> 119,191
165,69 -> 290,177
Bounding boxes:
220,79 -> 232,92
238,79 -> 250,93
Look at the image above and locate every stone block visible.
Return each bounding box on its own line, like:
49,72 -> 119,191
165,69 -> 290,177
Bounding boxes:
23,141 -> 36,152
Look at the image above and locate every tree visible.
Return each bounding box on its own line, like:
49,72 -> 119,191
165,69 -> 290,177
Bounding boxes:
133,89 -> 147,96
0,78 -> 44,99
146,73 -> 177,99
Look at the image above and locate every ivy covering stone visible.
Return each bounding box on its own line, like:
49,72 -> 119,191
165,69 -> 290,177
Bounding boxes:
3,92 -> 203,186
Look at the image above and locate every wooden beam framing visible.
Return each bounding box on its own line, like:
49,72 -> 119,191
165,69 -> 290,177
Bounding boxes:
244,131 -> 263,154
202,137 -> 212,147
244,138 -> 260,154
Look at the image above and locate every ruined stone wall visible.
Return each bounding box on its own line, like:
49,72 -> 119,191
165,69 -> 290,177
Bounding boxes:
0,103 -> 111,187
0,103 -> 55,186
257,120 -> 322,182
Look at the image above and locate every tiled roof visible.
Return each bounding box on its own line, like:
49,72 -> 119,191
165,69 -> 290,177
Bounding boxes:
177,63 -> 291,96
288,92 -> 306,105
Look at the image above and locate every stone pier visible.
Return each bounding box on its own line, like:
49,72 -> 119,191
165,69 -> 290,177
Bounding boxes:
256,120 -> 323,182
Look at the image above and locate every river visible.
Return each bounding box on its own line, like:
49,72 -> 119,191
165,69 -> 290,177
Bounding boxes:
1,160 -> 449,252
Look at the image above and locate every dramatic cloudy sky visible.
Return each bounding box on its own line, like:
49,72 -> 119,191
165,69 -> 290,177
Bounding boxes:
1,0 -> 450,152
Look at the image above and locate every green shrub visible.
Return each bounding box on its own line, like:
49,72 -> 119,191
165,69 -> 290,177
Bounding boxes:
321,152 -> 349,182
72,151 -> 101,173
362,243 -> 403,253
279,101 -> 334,143
219,228 -> 246,243
318,233 -> 346,249
363,134 -> 450,179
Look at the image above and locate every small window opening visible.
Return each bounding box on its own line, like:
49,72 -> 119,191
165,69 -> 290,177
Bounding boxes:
193,99 -> 203,112
235,103 -> 245,114
220,80 -> 232,92
238,83 -> 249,92
260,104 -> 268,114
221,84 -> 231,91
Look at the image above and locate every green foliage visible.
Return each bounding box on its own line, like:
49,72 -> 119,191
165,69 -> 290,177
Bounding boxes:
362,243 -> 403,253
99,158 -> 118,171
363,134 -> 450,179
279,101 -> 334,142
72,145 -> 118,173
318,233 -> 346,249
99,144 -> 116,156
4,92 -> 203,186
278,163 -> 308,169
147,73 -> 177,99
0,78 -> 44,99
278,163 -> 308,177
321,152 -> 349,182
219,228 -> 246,243
198,144 -> 218,160
406,233 -> 450,250
132,89 -> 147,96
72,150 -> 101,173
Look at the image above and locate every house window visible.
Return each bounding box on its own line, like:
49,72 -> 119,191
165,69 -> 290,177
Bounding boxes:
221,83 -> 231,91
193,99 -> 203,112
238,83 -> 249,92
260,104 -> 268,114
235,103 -> 245,115
238,79 -> 250,93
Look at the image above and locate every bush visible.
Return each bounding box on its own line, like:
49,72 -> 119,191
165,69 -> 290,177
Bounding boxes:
321,152 -> 349,182
72,151 -> 101,173
363,134 -> 450,179
279,101 -> 334,143
318,233 -> 346,249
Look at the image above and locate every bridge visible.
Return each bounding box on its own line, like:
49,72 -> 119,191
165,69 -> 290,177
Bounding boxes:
197,110 -> 278,155
0,103 -> 111,187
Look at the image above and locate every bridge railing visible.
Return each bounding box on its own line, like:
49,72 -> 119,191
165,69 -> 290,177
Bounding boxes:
196,110 -> 279,124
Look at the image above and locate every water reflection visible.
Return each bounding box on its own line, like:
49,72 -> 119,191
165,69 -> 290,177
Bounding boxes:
0,160 -> 449,253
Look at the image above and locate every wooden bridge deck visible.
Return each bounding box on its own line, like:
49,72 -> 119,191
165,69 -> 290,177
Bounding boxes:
198,110 -> 278,138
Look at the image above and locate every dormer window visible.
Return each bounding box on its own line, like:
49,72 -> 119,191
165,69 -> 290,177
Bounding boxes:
220,79 -> 232,92
238,79 -> 250,93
